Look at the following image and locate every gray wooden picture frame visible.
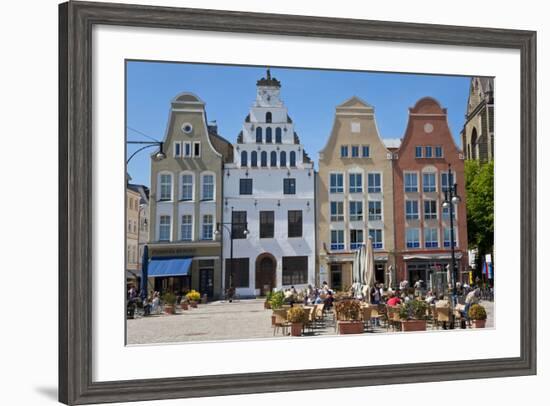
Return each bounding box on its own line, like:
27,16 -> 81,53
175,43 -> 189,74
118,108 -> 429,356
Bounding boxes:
59,1 -> 537,404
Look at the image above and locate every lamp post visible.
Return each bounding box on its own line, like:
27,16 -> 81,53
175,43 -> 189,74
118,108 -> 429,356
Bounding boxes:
214,207 -> 249,296
127,140 -> 166,164
441,163 -> 461,303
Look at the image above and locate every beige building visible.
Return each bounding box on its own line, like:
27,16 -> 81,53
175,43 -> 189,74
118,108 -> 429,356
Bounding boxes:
126,187 -> 141,287
148,92 -> 233,299
317,97 -> 396,290
461,77 -> 494,162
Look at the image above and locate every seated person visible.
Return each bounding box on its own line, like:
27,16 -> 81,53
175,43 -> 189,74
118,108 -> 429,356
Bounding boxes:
386,293 -> 401,307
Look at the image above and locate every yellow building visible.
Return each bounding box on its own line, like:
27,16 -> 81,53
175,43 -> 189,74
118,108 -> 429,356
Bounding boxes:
317,97 -> 396,290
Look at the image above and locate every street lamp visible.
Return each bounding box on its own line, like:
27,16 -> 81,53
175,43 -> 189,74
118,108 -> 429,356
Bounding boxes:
214,207 -> 249,296
127,140 -> 166,164
441,163 -> 461,304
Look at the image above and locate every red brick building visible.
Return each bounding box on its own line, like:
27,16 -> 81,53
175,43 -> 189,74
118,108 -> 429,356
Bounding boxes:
393,97 -> 468,294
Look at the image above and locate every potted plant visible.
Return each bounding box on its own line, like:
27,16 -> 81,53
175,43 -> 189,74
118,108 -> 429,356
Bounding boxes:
399,299 -> 428,331
335,300 -> 363,334
286,306 -> 307,337
162,292 -> 177,315
186,290 -> 201,308
269,291 -> 285,310
264,291 -> 273,309
468,304 -> 487,328
180,299 -> 189,310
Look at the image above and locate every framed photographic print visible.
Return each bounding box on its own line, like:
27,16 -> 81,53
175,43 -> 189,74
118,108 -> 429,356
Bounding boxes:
59,1 -> 536,404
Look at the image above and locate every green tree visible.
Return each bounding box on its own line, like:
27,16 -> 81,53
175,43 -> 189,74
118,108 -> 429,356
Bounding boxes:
465,160 -> 494,273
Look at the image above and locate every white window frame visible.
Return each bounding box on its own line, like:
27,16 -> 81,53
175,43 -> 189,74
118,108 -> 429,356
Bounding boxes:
329,172 -> 344,194
180,172 -> 194,201
367,172 -> 382,193
349,200 -> 363,222
158,215 -> 171,242
368,200 -> 382,221
201,214 -> 214,240
183,142 -> 192,157
424,227 -> 439,248
340,145 -> 349,158
201,173 -> 215,201
173,141 -> 182,158
158,172 -> 173,201
330,201 -> 344,222
425,146 -> 433,158
422,172 -> 437,193
444,227 -> 458,248
368,228 -> 383,249
350,229 -> 364,250
330,229 -> 345,251
415,146 -> 423,158
351,145 -> 360,158
406,227 -> 421,248
349,172 -> 363,193
441,171 -> 456,192
193,141 -> 201,158
362,145 -> 370,158
405,200 -> 419,220
424,199 -> 438,220
404,171 -> 419,193
435,145 -> 444,158
180,214 -> 193,241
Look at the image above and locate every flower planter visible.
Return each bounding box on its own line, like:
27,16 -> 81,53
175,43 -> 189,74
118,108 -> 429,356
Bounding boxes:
180,303 -> 189,311
164,305 -> 175,315
401,320 -> 427,332
472,319 -> 486,328
290,322 -> 303,337
190,301 -> 198,308
338,320 -> 364,334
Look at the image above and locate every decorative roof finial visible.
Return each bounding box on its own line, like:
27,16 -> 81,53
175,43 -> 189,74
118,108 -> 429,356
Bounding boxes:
266,68 -> 271,80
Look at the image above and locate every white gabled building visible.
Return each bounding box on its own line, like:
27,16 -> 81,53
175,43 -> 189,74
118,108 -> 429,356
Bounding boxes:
222,69 -> 316,297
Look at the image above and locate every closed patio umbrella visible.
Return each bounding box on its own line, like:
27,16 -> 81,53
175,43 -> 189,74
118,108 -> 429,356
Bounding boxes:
363,236 -> 376,303
140,245 -> 149,300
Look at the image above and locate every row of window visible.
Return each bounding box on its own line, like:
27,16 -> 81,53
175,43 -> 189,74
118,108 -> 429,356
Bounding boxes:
239,178 -> 296,195
157,210 -> 304,242
127,244 -> 139,265
127,196 -> 140,211
225,256 -> 308,288
404,172 -> 454,193
340,145 -> 370,158
405,227 -> 457,249
328,227 -> 458,252
254,126 -> 284,144
330,200 -> 382,222
329,172 -> 381,194
405,199 -> 456,221
240,150 -> 297,168
415,145 -> 444,159
174,141 -> 201,158
158,173 -> 215,201
330,229 -> 383,251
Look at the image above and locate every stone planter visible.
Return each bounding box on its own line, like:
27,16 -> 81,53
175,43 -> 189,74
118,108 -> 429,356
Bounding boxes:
290,322 -> 303,337
338,320 -> 364,334
401,320 -> 427,332
164,305 -> 175,315
472,319 -> 486,328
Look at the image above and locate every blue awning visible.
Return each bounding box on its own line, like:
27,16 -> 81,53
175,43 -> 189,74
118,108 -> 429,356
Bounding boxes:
148,257 -> 192,277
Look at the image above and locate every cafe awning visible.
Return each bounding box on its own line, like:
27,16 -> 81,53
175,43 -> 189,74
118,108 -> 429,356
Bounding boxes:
148,257 -> 192,277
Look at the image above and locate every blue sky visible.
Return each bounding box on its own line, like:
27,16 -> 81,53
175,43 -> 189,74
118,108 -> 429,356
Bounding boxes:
126,61 -> 471,187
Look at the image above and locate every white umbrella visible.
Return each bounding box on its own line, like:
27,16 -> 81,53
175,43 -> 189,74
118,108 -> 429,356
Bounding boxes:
363,236 -> 376,303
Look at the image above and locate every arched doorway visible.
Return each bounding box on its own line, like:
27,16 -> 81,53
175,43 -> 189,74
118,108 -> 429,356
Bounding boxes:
255,254 -> 276,296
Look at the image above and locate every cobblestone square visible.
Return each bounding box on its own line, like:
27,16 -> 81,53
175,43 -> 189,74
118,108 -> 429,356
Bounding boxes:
127,299 -> 494,345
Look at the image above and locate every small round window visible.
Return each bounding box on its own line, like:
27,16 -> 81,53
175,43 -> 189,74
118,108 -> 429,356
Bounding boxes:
424,123 -> 434,134
182,123 -> 193,134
